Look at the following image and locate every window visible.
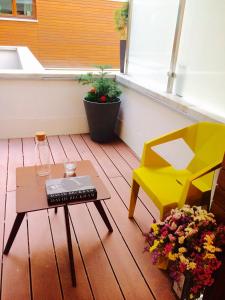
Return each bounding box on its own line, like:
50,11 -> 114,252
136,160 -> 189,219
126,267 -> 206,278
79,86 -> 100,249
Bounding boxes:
128,0 -> 179,91
126,0 -> 225,119
174,0 -> 225,118
0,0 -> 36,18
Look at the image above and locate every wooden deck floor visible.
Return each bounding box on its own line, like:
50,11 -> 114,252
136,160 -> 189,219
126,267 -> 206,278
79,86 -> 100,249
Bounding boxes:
0,134 -> 176,300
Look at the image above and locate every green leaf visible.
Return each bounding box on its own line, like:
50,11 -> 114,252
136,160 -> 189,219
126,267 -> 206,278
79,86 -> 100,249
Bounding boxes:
77,65 -> 121,103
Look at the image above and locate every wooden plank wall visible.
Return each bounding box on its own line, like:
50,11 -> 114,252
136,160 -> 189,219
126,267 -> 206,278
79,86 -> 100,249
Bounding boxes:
0,0 -> 121,68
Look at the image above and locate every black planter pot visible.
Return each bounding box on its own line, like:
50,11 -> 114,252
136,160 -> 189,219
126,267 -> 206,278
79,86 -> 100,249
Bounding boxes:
83,99 -> 121,143
120,40 -> 126,73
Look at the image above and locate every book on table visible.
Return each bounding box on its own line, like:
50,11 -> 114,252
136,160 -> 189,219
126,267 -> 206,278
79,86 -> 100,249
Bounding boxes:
45,175 -> 97,205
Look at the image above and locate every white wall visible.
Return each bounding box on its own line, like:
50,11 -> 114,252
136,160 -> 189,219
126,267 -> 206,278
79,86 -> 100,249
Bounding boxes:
117,85 -> 201,157
0,46 -> 45,71
0,74 -> 218,160
0,50 -> 21,70
0,79 -> 89,138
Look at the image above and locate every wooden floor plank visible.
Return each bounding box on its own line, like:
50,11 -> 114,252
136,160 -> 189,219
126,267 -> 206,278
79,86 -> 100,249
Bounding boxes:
59,135 -> 81,162
0,139 -> 8,194
0,192 -> 5,290
1,137 -> 31,300
112,141 -> 160,219
69,203 -> 124,300
47,135 -> 93,300
112,140 -> 140,169
71,135 -> 104,175
101,188 -> 175,300
49,208 -> 93,300
22,138 -> 36,167
78,136 -> 176,300
50,134 -> 123,299
7,139 -> 23,191
48,135 -> 68,164
0,139 -> 8,283
71,137 -> 156,297
22,137 -> 62,300
0,135 -> 178,300
110,176 -> 153,233
86,201 -> 154,300
28,210 -> 62,300
82,134 -> 158,230
100,143 -> 133,183
2,193 -> 30,300
101,142 -> 160,220
82,134 -> 121,178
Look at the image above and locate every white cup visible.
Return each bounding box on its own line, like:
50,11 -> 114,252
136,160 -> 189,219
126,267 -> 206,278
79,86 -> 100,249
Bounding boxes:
64,161 -> 77,177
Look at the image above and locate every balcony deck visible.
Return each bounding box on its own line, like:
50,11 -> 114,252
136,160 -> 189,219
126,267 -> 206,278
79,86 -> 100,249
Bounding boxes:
0,134 -> 176,300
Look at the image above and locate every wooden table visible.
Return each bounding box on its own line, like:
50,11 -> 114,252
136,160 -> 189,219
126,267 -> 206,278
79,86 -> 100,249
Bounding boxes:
3,160 -> 112,287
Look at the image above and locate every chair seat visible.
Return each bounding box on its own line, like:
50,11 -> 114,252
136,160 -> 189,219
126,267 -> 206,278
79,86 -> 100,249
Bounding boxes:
192,172 -> 214,193
133,166 -> 191,212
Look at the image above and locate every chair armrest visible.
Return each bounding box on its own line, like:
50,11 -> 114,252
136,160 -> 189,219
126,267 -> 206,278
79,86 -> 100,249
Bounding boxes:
141,127 -> 188,167
190,162 -> 221,181
177,162 -> 221,208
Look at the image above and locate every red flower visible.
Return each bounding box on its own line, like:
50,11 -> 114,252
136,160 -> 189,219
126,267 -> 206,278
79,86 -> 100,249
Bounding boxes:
164,243 -> 173,254
100,95 -> 107,103
179,262 -> 186,273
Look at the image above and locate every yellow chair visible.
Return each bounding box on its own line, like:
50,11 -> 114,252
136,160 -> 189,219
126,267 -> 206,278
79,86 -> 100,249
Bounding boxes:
128,122 -> 225,220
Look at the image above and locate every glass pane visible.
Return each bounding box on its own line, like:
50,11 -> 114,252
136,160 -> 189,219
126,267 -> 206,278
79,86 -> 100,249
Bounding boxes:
128,0 -> 179,91
0,0 -> 12,14
16,0 -> 32,16
174,0 -> 225,118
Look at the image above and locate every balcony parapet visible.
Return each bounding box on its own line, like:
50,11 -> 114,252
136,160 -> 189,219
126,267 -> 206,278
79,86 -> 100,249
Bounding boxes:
116,73 -> 225,124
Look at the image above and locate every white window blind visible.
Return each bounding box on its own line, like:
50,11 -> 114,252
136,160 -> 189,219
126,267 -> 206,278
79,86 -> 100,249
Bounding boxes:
174,0 -> 225,118
128,0 -> 179,91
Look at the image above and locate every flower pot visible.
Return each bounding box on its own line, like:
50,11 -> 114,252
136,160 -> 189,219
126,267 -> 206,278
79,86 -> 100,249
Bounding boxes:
83,99 -> 121,143
156,257 -> 169,270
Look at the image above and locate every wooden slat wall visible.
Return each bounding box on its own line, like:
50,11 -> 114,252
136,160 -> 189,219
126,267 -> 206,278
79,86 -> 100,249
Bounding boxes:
0,0 -> 121,68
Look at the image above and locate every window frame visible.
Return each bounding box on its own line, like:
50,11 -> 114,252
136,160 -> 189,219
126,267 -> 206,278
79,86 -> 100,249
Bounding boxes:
0,0 -> 36,19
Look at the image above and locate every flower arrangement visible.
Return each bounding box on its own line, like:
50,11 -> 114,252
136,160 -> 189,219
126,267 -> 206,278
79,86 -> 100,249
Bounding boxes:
78,65 -> 122,103
145,205 -> 225,299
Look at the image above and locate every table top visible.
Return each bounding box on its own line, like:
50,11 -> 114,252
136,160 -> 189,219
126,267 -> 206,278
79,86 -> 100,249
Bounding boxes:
16,160 -> 110,213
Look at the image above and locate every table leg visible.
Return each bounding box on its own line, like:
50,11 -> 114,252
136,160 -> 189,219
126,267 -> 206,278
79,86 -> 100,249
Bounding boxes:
64,205 -> 76,287
94,201 -> 113,232
4,212 -> 26,255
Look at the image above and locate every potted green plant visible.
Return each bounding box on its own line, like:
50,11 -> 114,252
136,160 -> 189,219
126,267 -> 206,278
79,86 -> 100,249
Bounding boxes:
114,2 -> 129,73
78,65 -> 122,143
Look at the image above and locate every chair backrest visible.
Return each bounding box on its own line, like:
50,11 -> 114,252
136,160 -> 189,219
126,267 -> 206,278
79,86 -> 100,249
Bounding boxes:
185,122 -> 225,173
177,122 -> 225,208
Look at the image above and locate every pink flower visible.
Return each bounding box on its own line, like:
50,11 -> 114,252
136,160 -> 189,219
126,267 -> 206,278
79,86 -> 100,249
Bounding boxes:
145,205 -> 225,297
164,243 -> 173,254
168,234 -> 176,242
161,230 -> 168,238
